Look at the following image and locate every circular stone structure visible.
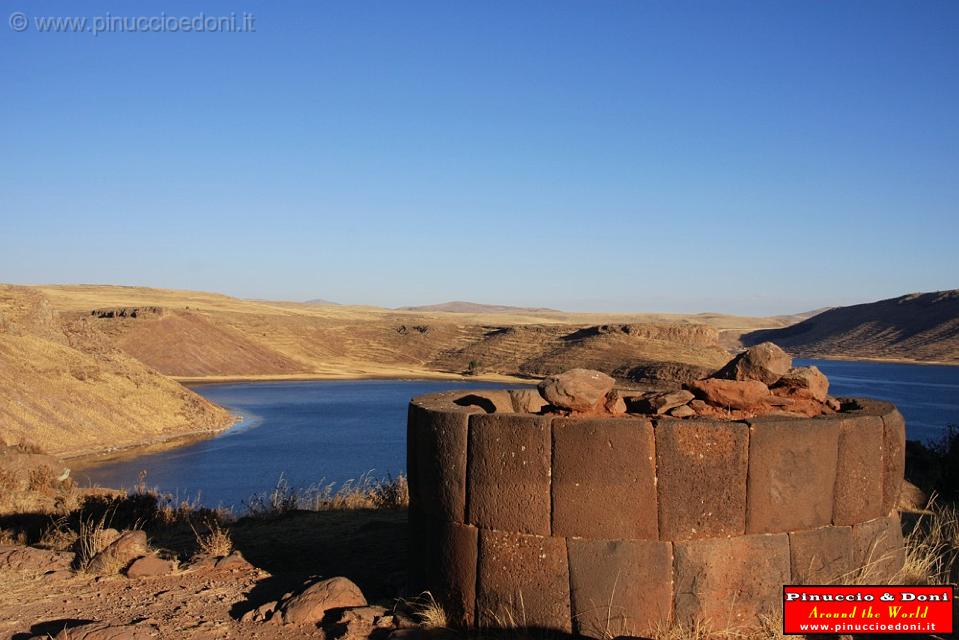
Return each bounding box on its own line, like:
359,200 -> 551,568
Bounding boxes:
406,391 -> 906,637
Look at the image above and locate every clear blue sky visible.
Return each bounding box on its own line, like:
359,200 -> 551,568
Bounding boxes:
2,1 -> 956,315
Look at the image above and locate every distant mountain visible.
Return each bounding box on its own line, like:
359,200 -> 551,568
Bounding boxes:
743,290 -> 959,363
398,301 -> 561,314
304,298 -> 339,306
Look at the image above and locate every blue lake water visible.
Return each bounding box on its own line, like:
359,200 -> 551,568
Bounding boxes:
76,360 -> 959,508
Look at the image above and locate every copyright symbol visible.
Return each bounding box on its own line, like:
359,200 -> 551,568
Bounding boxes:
9,12 -> 28,32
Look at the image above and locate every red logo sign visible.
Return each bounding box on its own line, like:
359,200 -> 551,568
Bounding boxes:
783,585 -> 954,635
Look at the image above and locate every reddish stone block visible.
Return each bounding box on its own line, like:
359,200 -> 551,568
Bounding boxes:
847,399 -> 906,516
655,418 -> 749,540
673,533 -> 790,627
407,512 -> 478,625
568,538 -> 672,638
476,529 -> 571,633
789,525 -> 853,584
882,408 -> 906,515
408,393 -> 479,523
552,417 -> 657,539
834,415 -> 884,526
852,513 -> 905,581
746,417 -> 839,533
467,413 -> 552,535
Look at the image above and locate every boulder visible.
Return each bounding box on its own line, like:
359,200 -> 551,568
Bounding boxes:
86,530 -> 148,575
687,379 -> 771,410
214,550 -> 253,571
898,480 -> 928,512
773,366 -> 829,402
603,390 -> 627,415
126,553 -> 175,578
715,342 -> 792,385
279,576 -> 367,625
538,369 -> 615,412
669,404 -> 696,418
646,390 -> 694,415
508,388 -> 548,414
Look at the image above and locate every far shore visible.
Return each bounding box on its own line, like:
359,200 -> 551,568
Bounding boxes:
174,370 -> 537,386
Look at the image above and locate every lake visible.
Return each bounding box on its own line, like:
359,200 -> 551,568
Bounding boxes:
76,360 -> 959,508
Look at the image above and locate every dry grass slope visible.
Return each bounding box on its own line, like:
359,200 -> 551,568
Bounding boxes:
34,284 -> 795,385
744,290 -> 959,363
0,285 -> 233,458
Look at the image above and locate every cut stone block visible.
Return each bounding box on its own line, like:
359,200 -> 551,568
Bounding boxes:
409,393 -> 479,522
789,525 -> 853,584
655,418 -> 749,540
746,417 -> 839,533
882,408 -> 906,516
568,538 -> 672,638
834,415 -> 884,526
673,533 -> 790,627
552,417 -> 657,539
476,529 -> 571,633
467,413 -> 551,535
852,513 -> 905,581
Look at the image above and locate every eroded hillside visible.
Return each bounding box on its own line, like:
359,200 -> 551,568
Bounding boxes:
0,286 -> 234,458
39,285 -> 750,387
743,290 -> 959,363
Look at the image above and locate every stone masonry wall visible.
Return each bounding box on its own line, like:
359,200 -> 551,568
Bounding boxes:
407,391 -> 907,637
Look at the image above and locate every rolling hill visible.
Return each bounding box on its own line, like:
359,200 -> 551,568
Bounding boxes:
742,290 -> 959,363
397,301 -> 561,314
0,285 -> 233,458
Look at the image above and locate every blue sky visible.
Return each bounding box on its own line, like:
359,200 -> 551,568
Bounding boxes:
2,1 -> 956,315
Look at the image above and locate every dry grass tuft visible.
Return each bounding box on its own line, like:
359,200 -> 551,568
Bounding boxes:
406,592 -> 447,629
192,519 -> 233,557
244,472 -> 409,517
895,495 -> 959,585
74,511 -> 115,570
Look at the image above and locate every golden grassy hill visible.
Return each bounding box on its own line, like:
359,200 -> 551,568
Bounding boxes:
743,290 -> 959,364
0,285 -> 234,458
33,284 -> 799,386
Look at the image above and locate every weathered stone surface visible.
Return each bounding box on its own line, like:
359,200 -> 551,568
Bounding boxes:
647,390 -> 695,415
899,480 -> 928,512
673,533 -> 790,627
0,545 -> 73,574
669,404 -> 696,418
881,407 -> 906,515
715,342 -> 792,385
852,514 -> 905,581
568,538 -> 672,638
420,520 -> 478,626
538,368 -> 615,412
687,379 -> 771,410
280,576 -> 367,624
834,415 -> 884,526
552,417 -> 657,539
409,393 -> 478,522
746,417 -> 839,533
773,366 -> 829,402
215,550 -> 253,571
604,390 -> 627,415
765,394 -> 826,417
51,623 -> 150,640
656,419 -> 748,540
789,526 -> 853,584
86,530 -> 148,575
476,529 -> 571,633
126,553 -> 175,578
467,413 -> 551,535
453,390 -> 513,414
509,388 -> 548,414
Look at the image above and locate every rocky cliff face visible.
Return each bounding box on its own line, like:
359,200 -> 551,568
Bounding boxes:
0,285 -> 233,458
